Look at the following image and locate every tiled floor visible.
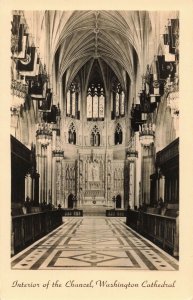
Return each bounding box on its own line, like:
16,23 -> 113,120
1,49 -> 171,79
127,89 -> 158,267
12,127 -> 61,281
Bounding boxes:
11,217 -> 178,270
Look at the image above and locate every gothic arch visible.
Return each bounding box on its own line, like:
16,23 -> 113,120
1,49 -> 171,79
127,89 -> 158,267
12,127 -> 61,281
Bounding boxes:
114,123 -> 123,145
68,122 -> 76,145
90,125 -> 100,147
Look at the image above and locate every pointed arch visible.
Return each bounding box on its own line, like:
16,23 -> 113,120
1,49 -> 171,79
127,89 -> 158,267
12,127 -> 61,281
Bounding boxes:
115,123 -> 123,145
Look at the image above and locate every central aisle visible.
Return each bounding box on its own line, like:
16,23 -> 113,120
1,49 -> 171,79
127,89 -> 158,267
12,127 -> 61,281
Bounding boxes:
11,217 -> 178,270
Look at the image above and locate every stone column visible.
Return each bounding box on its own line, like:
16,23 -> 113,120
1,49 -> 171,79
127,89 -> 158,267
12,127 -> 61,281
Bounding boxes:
141,145 -> 154,205
41,145 -> 47,203
46,143 -> 52,204
44,146 -> 48,203
128,161 -> 135,209
56,160 -> 62,207
52,155 -> 57,207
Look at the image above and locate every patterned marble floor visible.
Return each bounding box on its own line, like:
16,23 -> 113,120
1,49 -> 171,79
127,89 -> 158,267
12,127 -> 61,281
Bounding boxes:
11,217 -> 178,270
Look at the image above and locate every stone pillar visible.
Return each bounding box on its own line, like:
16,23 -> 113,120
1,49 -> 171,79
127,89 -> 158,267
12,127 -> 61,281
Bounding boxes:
40,152 -> 43,204
128,161 -> 135,209
47,143 -> 52,204
44,147 -> 48,203
141,145 -> 154,205
156,177 -> 159,203
31,175 -> 35,203
40,145 -> 47,203
135,132 -> 141,208
34,173 -> 40,205
56,160 -> 62,207
52,155 -> 57,208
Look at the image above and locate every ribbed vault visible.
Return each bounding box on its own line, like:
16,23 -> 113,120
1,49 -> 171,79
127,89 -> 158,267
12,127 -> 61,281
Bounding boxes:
45,10 -> 152,90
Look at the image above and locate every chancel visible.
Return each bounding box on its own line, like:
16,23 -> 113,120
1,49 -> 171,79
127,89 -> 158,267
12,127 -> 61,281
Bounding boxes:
11,10 -> 179,270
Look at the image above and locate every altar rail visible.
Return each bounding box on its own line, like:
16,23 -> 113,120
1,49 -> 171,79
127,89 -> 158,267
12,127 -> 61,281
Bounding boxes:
11,210 -> 62,255
126,210 -> 179,257
106,210 -> 126,217
61,209 -> 83,217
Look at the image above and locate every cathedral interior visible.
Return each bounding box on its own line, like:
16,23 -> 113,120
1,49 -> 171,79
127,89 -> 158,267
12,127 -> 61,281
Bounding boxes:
10,10 -> 179,270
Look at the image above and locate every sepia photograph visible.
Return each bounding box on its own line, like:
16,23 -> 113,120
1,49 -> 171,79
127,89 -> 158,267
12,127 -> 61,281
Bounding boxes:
1,0 -> 193,299
10,10 -> 180,271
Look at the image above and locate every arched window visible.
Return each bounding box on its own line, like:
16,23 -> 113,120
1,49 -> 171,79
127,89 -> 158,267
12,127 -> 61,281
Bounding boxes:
68,123 -> 76,145
115,123 -> 123,145
66,82 -> 80,119
111,81 -> 125,119
90,125 -> 100,147
86,83 -> 105,120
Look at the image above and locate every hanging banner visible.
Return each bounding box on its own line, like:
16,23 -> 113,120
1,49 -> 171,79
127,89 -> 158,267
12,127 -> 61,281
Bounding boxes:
156,55 -> 176,80
29,74 -> 47,99
38,89 -> 52,111
17,47 -> 38,74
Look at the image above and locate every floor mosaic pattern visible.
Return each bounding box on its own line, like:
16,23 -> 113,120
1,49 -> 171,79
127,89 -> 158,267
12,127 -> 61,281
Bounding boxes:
11,217 -> 179,270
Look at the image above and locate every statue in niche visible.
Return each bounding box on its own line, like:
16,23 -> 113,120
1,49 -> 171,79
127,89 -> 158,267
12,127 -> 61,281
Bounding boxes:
88,161 -> 99,182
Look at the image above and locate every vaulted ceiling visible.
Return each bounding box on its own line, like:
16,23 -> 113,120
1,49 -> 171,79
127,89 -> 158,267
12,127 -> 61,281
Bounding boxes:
45,11 -> 152,90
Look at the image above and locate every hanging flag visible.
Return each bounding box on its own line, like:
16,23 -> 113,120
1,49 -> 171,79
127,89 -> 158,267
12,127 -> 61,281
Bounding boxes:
139,90 -> 151,113
17,34 -> 28,59
150,102 -> 157,112
29,74 -> 47,99
162,25 -> 169,46
18,23 -> 25,52
148,73 -> 161,103
141,113 -> 147,121
164,45 -> 175,62
156,55 -> 176,80
38,89 -> 52,111
11,15 -> 22,55
17,46 -> 37,72
153,74 -> 160,95
150,95 -> 156,103
43,105 -> 58,123
131,104 -> 143,132
168,19 -> 179,54
163,33 -> 169,45
11,15 -> 21,36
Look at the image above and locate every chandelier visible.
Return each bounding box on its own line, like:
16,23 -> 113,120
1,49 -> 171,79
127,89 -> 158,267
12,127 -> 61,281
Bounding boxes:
139,123 -> 155,146
36,123 -> 52,146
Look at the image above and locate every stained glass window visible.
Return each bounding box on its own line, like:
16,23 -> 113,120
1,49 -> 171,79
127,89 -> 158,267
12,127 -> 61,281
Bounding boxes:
71,92 -> 75,116
120,91 -> 125,115
86,83 -> 105,120
66,82 -> 80,119
93,95 -> 99,118
67,90 -> 71,115
99,95 -> 105,118
87,95 -> 92,118
111,82 -> 125,119
115,93 -> 119,117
